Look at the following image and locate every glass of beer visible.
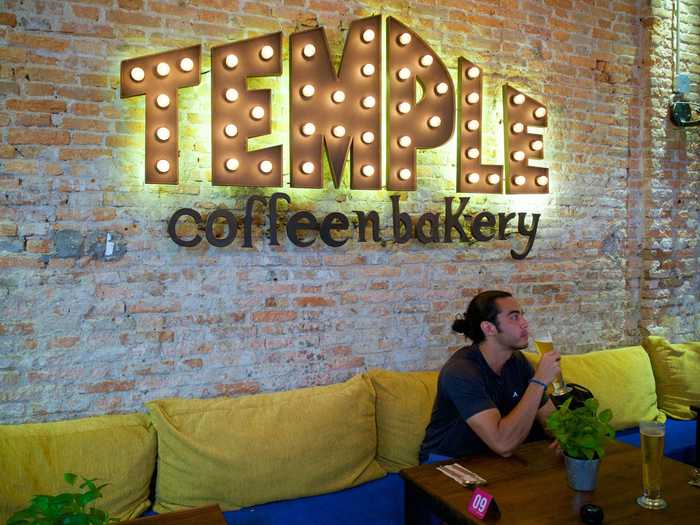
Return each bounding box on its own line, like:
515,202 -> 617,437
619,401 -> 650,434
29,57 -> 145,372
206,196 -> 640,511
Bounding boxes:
637,420 -> 667,509
534,332 -> 571,396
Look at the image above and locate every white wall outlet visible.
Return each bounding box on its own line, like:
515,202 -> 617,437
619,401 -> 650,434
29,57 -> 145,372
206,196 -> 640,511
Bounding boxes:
105,233 -> 114,257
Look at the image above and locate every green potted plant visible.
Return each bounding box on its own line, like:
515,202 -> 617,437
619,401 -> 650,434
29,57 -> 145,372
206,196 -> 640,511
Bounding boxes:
7,473 -> 114,525
546,397 -> 616,491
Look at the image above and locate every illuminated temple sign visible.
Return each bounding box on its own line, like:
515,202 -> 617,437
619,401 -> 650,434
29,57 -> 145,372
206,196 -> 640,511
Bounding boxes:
120,16 -> 549,195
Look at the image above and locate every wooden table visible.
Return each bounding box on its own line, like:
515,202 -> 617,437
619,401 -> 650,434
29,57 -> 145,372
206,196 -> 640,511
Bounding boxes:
401,440 -> 700,524
119,506 -> 227,525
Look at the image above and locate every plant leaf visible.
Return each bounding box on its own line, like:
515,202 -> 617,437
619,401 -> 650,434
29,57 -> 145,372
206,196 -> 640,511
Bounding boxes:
64,473 -> 78,486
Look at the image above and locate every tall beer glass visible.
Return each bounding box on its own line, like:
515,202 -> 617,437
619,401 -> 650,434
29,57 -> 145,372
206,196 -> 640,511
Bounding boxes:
637,420 -> 667,509
534,332 -> 571,396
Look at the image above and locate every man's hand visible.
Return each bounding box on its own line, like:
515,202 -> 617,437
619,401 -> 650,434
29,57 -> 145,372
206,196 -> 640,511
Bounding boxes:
534,350 -> 561,385
548,439 -> 562,457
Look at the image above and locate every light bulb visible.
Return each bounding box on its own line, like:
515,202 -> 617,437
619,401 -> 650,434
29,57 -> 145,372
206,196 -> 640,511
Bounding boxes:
398,168 -> 411,181
224,124 -> 238,138
361,164 -> 375,177
512,93 -> 526,105
512,150 -> 526,162
534,106 -> 547,119
467,66 -> 480,79
259,160 -> 273,174
513,175 -> 526,186
225,54 -> 238,69
435,82 -> 449,95
301,84 -> 315,98
530,140 -> 544,151
156,159 -> 170,173
511,122 -> 525,134
130,67 -> 145,82
301,122 -> 316,136
156,94 -> 170,108
361,131 -> 375,144
420,54 -> 433,67
302,44 -> 316,58
362,29 -> 375,43
398,102 -> 411,114
398,32 -> 412,45
260,45 -> 274,60
467,147 -> 480,159
398,135 -> 412,148
156,62 -> 170,77
155,127 -> 170,141
428,115 -> 441,128
225,88 -> 239,102
332,125 -> 346,138
487,173 -> 500,185
467,173 -> 480,184
332,90 -> 346,103
361,63 -> 375,76
536,175 -> 549,186
179,57 -> 194,72
466,120 -> 479,131
225,158 -> 239,172
467,92 -> 480,104
362,96 -> 376,109
398,67 -> 411,81
251,106 -> 265,120
301,162 -> 315,174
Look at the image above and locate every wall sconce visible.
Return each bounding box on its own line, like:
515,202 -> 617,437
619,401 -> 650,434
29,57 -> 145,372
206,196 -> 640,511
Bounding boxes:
503,85 -> 548,194
387,17 -> 454,191
120,45 -> 201,184
290,15 -> 381,190
457,58 -> 503,194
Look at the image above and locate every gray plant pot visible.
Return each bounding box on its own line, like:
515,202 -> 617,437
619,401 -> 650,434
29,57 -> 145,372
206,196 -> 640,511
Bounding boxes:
565,455 -> 601,491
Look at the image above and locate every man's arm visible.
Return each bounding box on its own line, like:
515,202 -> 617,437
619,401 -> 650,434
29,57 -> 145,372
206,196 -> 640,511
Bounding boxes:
536,398 -> 556,430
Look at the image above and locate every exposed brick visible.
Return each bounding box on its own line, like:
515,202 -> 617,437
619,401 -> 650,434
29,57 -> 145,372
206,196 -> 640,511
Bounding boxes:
8,129 -> 70,145
85,380 -> 135,393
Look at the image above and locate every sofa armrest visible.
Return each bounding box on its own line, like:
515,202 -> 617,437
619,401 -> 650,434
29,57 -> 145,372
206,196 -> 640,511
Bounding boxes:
692,406 -> 700,467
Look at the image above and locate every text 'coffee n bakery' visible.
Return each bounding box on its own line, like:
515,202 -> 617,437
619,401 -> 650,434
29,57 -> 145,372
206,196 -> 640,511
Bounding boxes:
120,16 -> 549,259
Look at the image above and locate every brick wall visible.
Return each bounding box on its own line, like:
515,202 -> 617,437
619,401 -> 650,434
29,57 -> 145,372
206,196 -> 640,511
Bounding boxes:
0,0 -> 697,423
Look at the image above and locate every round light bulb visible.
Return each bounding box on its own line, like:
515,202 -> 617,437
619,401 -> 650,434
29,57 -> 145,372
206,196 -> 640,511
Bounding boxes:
130,67 -> 145,82
467,172 -> 480,184
156,159 -> 170,173
156,62 -> 170,77
398,67 -> 411,81
466,147 -> 480,159
179,57 -> 194,72
225,54 -> 238,69
156,94 -> 170,108
155,127 -> 170,141
466,120 -> 479,131
301,84 -> 315,98
398,168 -> 411,181
362,96 -> 376,109
398,135 -> 412,148
301,122 -> 316,136
467,66 -> 480,79
259,160 -> 273,174
224,124 -> 238,138
513,175 -> 527,186
302,44 -> 316,58
361,164 -> 375,177
260,45 -> 274,60
332,125 -> 346,138
225,88 -> 239,102
512,150 -> 526,162
511,122 -> 525,134
398,102 -> 411,114
301,162 -> 315,174
361,131 -> 375,144
361,63 -> 375,76
332,90 -> 346,103
435,82 -> 449,95
466,92 -> 480,104
398,32 -> 412,45
250,106 -> 265,120
420,54 -> 434,67
530,140 -> 544,151
362,29 -> 375,43
225,158 -> 239,172
536,175 -> 549,186
534,106 -> 547,119
512,93 -> 526,105
487,173 -> 500,185
428,115 -> 441,128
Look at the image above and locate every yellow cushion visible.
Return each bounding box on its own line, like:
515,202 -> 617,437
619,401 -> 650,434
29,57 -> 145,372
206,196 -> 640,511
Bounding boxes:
367,369 -> 438,472
147,374 -> 385,512
0,414 -> 156,525
522,346 -> 661,430
643,336 -> 700,419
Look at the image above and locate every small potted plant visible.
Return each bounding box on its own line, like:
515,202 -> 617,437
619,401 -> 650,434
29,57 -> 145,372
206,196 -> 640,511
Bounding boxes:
546,397 -> 616,491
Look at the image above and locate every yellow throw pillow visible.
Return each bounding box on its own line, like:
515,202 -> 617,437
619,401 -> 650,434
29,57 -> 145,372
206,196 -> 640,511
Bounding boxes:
522,347 -> 661,430
367,369 -> 438,472
643,336 -> 700,419
147,374 -> 385,512
0,414 -> 156,525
